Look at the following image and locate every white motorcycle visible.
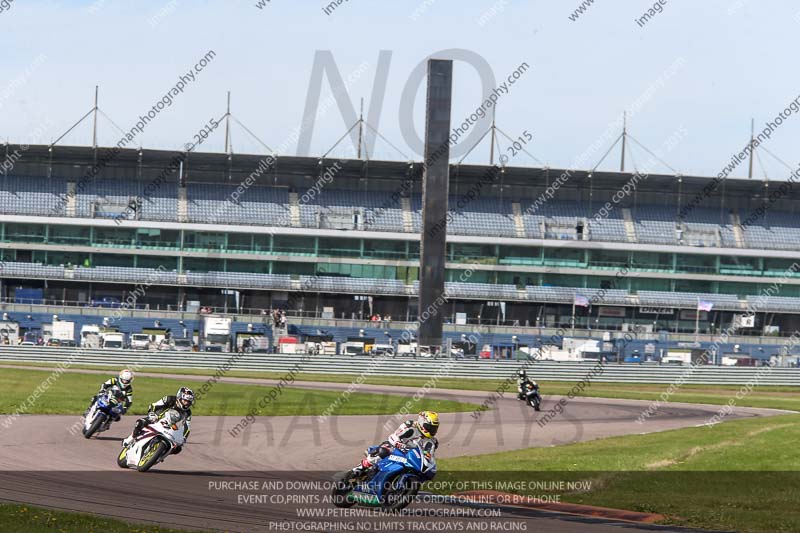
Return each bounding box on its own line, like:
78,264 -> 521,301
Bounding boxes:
117,409 -> 186,472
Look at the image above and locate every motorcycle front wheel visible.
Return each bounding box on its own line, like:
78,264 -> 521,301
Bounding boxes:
83,413 -> 105,439
117,447 -> 129,469
529,396 -> 541,411
136,440 -> 167,472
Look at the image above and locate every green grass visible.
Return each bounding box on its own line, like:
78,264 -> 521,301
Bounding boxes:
0,504 -> 205,532
0,368 -> 476,417
2,360 -> 797,410
1,362 -> 798,532
440,414 -> 800,532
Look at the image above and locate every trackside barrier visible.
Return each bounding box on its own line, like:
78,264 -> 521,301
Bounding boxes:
0,346 -> 798,386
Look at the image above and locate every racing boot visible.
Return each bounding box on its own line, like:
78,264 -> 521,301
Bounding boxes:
351,455 -> 378,478
123,418 -> 145,447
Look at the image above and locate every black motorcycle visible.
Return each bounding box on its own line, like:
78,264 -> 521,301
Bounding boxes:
520,382 -> 541,411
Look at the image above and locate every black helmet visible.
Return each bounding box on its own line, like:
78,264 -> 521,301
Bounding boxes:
518,370 -> 527,379
176,387 -> 195,411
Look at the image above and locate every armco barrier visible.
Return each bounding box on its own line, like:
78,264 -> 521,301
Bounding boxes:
0,346 -> 798,386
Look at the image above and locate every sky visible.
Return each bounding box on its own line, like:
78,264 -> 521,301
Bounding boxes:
1,0 -> 799,180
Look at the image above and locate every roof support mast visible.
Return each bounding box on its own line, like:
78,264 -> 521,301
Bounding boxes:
489,107 -> 496,165
91,85 -> 99,149
620,111 -> 627,172
748,118 -> 754,179
357,98 -> 364,159
224,91 -> 231,154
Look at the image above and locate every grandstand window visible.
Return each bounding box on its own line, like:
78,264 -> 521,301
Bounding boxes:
629,278 -> 670,291
49,225 -> 90,246
273,262 -> 314,276
137,255 -> 177,271
764,258 -> 799,276
318,237 -> 360,258
319,263 -> 398,280
542,274 -> 580,287
136,228 -> 179,249
630,251 -> 672,271
716,282 -> 749,297
497,272 -> 524,285
184,257 -> 223,272
44,251 -> 83,267
94,227 -> 135,247
274,235 -> 315,256
397,266 -> 419,284
184,231 -> 225,251
448,269 -> 492,283
674,279 -> 714,293
253,234 -> 271,253
94,253 -> 134,268
588,249 -> 628,269
719,256 -> 759,273
498,245 -> 541,266
754,282 -> 800,298
227,259 -> 270,274
363,239 -> 408,260
543,248 -> 584,267
5,223 -> 46,243
227,233 -> 254,253
450,243 -> 497,264
675,254 -> 715,274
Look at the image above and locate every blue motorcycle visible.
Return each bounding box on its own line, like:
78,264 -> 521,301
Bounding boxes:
332,440 -> 437,511
83,387 -> 126,439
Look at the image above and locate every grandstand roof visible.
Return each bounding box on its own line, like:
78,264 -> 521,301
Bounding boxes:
4,143 -> 793,203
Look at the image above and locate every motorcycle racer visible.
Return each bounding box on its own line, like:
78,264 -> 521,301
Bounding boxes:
123,387 -> 194,450
517,370 -> 538,400
352,411 -> 439,475
86,369 -> 134,417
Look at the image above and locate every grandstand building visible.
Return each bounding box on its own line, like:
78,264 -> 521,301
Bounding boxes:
1,143 -> 800,349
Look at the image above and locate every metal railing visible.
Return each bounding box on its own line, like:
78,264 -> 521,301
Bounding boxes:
0,346 -> 798,386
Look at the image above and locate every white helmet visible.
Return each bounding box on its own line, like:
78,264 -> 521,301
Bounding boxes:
118,368 -> 134,386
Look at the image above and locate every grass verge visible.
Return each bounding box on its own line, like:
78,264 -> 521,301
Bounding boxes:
1,360 -> 796,411
0,504 -> 205,532
439,414 -> 800,533
0,368 -> 476,417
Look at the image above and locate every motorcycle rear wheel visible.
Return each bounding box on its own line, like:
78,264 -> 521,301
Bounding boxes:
381,474 -> 421,511
331,471 -> 357,508
136,440 -> 166,472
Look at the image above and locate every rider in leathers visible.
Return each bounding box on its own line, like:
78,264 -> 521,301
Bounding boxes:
123,387 -> 193,452
517,370 -> 539,400
85,369 -> 134,422
353,411 -> 439,475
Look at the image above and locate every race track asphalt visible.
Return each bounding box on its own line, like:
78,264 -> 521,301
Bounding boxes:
0,367 -> 786,532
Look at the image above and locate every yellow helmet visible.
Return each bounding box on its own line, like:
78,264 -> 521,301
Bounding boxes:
416,411 -> 439,438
